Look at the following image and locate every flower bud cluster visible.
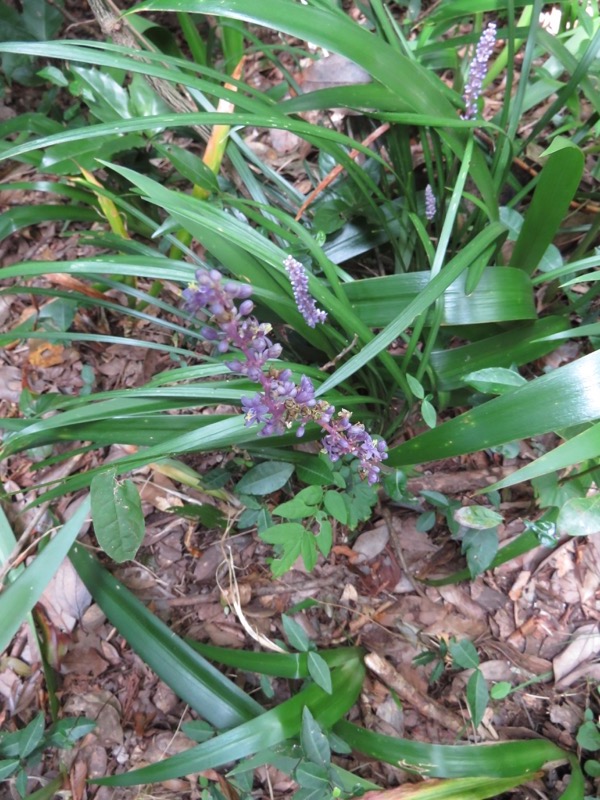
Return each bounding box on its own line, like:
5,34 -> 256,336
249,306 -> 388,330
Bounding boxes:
284,256 -> 328,328
184,267 -> 388,483
461,22 -> 497,120
425,184 -> 437,221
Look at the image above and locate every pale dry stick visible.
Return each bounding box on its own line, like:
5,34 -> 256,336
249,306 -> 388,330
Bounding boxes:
319,333 -> 358,372
216,546 -> 287,653
294,123 -> 391,221
365,651 -> 467,735
87,0 -> 210,141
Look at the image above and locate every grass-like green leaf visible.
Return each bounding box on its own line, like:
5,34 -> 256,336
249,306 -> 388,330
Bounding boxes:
187,641 -> 361,679
334,720 -> 584,798
510,138 -> 584,274
317,222 -> 507,396
484,421 -> 600,492
69,544 -> 264,727
431,317 -> 569,391
0,498 -> 90,654
94,655 -> 365,786
389,350 -> 600,466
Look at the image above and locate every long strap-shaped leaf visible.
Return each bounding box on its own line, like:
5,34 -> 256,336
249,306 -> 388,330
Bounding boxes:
188,640 -> 362,678
69,544 -> 263,727
317,222 -> 507,396
0,499 -> 90,653
71,548 -> 583,795
389,349 -> 600,466
92,657 -> 365,786
129,0 -> 496,208
334,721 -> 584,800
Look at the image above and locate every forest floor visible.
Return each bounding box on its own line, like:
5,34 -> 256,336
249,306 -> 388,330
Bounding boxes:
1,4 -> 599,800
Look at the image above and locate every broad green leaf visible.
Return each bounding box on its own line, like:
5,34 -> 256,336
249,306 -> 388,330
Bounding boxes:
301,707 -> 331,766
557,496 -> 600,537
273,495 -> 320,520
307,652 -> 332,695
282,614 -> 311,653
235,461 -> 295,496
463,368 -> 527,396
260,523 -> 305,545
490,682 -> 513,701
510,138 -> 584,274
315,519 -> 333,558
18,712 -> 45,758
295,486 -> 324,506
0,761 -> 19,781
421,398 -> 437,429
294,764 -> 329,795
449,640 -> 479,670
94,656 -> 364,786
300,533 -> 318,573
464,529 -> 499,578
454,506 -> 503,531
389,351 -> 600,467
585,759 -> 600,777
323,491 -> 348,525
0,498 -> 90,654
0,713 -> 45,758
576,721 -> 600,751
22,0 -> 63,39
91,469 -> 145,562
344,268 -> 535,327
69,544 -> 263,727
295,455 -> 335,486
467,669 -> 489,729
44,718 -> 96,748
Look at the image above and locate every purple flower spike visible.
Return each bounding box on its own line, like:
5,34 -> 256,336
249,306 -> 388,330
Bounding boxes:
462,22 -> 497,120
284,256 -> 328,328
425,184 -> 436,221
184,267 -> 388,483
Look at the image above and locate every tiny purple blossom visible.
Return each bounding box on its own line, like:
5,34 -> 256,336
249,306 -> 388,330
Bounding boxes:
425,184 -> 436,221
462,22 -> 497,120
284,256 -> 328,328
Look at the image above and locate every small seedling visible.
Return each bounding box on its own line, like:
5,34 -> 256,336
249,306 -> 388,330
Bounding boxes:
0,713 -> 95,798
